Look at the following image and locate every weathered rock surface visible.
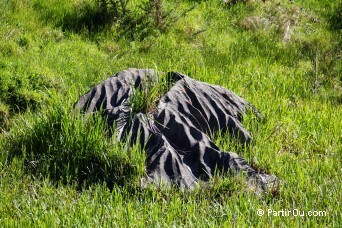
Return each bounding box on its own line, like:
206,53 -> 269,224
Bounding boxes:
75,68 -> 277,192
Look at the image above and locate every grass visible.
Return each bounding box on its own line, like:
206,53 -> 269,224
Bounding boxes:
0,0 -> 341,226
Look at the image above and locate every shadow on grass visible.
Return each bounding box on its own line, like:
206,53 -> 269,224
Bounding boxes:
33,0 -> 113,34
33,0 -> 195,41
328,3 -> 342,31
33,0 -> 145,39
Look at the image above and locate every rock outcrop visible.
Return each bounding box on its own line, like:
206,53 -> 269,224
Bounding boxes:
75,68 -> 278,192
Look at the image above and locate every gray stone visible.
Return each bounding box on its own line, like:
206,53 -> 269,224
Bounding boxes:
75,68 -> 278,192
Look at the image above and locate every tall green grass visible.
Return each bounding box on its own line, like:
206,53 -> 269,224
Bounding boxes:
2,92 -> 146,190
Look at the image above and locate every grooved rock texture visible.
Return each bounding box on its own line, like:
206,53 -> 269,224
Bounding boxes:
75,68 -> 277,192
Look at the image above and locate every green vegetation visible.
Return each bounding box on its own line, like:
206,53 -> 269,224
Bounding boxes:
0,0 -> 341,226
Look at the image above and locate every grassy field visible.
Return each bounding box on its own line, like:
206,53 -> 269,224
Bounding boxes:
0,0 -> 341,226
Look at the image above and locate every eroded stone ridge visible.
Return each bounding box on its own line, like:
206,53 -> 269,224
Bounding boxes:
75,68 -> 277,192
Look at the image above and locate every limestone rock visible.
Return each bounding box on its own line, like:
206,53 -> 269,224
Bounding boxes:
75,68 -> 278,192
